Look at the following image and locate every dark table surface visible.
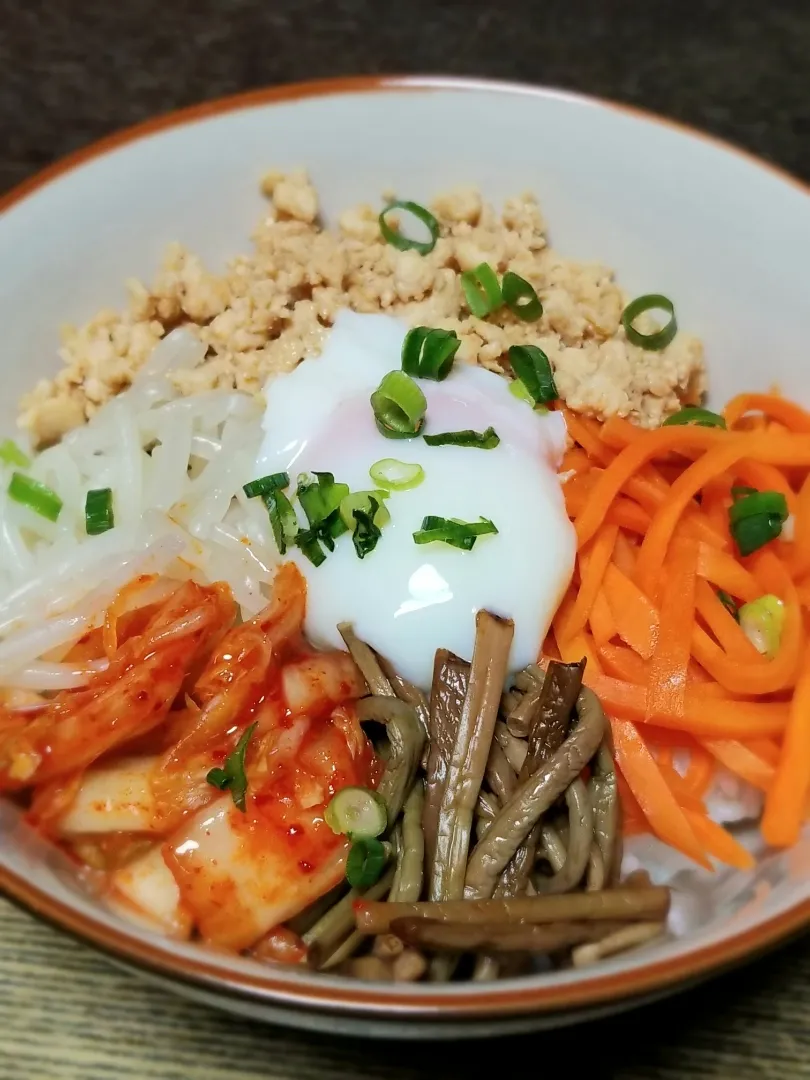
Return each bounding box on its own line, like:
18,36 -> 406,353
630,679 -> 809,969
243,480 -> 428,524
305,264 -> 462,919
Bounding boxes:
2,2 -> 810,1077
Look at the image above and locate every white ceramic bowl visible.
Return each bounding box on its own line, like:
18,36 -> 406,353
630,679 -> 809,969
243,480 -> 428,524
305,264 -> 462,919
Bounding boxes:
2,75 -> 810,1039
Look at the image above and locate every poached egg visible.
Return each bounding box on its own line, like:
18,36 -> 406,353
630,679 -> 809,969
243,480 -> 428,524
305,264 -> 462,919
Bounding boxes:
255,311 -> 575,686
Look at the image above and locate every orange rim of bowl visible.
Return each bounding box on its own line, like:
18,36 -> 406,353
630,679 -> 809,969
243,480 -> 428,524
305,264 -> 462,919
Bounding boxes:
2,73 -> 810,1022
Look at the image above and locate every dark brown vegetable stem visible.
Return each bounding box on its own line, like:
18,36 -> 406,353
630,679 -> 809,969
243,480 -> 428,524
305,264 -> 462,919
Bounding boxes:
391,917 -> 630,953
589,740 -> 621,884
534,778 -> 593,894
390,780 -> 425,903
464,686 -> 606,900
429,613 -> 515,902
355,886 -> 671,934
519,660 -> 585,781
422,650 -> 469,871
305,866 -> 396,953
356,696 -> 424,823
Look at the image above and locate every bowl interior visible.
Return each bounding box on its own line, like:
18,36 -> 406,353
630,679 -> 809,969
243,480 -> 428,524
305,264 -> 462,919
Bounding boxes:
2,77 -> 810,1023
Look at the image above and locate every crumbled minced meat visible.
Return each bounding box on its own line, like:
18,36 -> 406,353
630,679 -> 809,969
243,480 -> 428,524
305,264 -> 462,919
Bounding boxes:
18,171 -> 706,446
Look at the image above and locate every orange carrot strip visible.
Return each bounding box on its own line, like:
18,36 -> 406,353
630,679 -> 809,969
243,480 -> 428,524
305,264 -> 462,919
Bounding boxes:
589,590 -> 616,647
684,809 -> 755,871
654,760 -> 707,813
560,447 -> 592,474
762,642 -> 810,847
734,459 -> 797,515
563,408 -> 614,465
646,540 -> 697,724
596,643 -> 647,683
559,526 -> 618,640
682,744 -> 715,798
611,717 -> 710,868
724,393 -> 810,434
612,532 -> 639,576
700,738 -> 775,793
693,578 -> 763,662
602,564 -> 659,659
577,429 -> 810,550
790,472 -> 810,581
581,671 -> 789,738
696,544 -> 761,603
635,439 -> 759,598
553,625 -> 602,673
600,416 -> 645,450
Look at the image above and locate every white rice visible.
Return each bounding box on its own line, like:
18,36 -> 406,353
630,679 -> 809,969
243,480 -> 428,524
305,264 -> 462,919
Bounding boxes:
0,330 -> 279,691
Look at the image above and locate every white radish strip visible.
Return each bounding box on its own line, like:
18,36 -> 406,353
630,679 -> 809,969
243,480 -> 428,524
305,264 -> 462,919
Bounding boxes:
6,658 -> 110,690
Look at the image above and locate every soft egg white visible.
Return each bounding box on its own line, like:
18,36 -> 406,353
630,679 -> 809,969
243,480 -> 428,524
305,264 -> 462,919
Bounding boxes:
256,311 -> 575,686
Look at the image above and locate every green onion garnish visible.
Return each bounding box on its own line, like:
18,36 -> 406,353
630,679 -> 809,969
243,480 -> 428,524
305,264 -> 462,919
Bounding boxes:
350,498 -> 384,560
728,489 -> 789,557
243,472 -> 290,499
297,473 -> 349,532
206,722 -> 257,813
663,407 -> 726,429
508,345 -> 558,405
423,426 -> 500,450
621,294 -> 678,351
370,371 -> 427,439
85,488 -> 114,536
412,515 -> 498,551
378,200 -> 440,255
460,262 -> 502,318
263,487 -> 298,555
324,786 -> 388,839
401,326 -> 460,381
502,271 -> 543,321
369,458 -> 425,491
0,439 -> 31,468
345,836 -> 387,888
295,527 -> 328,567
339,490 -> 390,533
8,473 -> 62,522
716,588 -> 740,622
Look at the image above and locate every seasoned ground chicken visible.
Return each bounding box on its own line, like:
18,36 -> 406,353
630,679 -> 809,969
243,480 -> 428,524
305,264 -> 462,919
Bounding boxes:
18,171 -> 706,445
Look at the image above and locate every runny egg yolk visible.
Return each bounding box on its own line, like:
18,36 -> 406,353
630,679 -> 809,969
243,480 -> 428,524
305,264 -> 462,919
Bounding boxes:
255,311 -> 576,686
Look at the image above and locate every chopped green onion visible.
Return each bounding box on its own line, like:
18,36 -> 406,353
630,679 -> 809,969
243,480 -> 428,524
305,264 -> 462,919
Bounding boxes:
297,472 -> 350,531
85,488 -> 114,536
0,439 -> 30,468
508,345 -> 558,405
460,262 -> 502,318
729,490 -> 789,526
401,326 -> 460,381
206,721 -> 257,812
243,472 -> 290,498
502,271 -> 543,321
8,472 -> 62,522
325,786 -> 388,839
369,458 -> 425,491
339,491 -> 390,533
351,498 -> 384,560
378,200 -> 439,255
663,407 -> 726,429
370,370 -> 427,439
729,488 -> 789,556
345,836 -> 387,888
621,294 -> 678,351
295,527 -> 327,567
423,426 -> 500,450
413,515 -> 498,551
263,487 -> 298,555
739,594 -> 785,659
716,589 -> 740,622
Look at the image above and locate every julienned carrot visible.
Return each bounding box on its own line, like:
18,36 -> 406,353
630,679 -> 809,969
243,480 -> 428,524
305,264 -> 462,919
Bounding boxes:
684,809 -> 755,871
733,459 -> 797,515
589,589 -> 616,646
724,392 -> 810,434
596,643 -> 647,683
583,670 -> 789,738
696,544 -> 760,603
681,744 -> 715,798
602,564 -> 658,659
559,525 -> 618,641
646,540 -> 697,723
701,738 -> 775,793
611,717 -> 710,868
563,408 -> 615,466
635,439 -> 757,599
790,472 -> 810,580
762,643 -> 810,847
693,579 -> 762,663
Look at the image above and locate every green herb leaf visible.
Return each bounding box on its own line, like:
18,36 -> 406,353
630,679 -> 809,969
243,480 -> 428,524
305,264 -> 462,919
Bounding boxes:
206,722 -> 258,812
423,426 -> 500,449
345,836 -> 387,888
412,515 -> 498,551
351,497 -> 383,559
